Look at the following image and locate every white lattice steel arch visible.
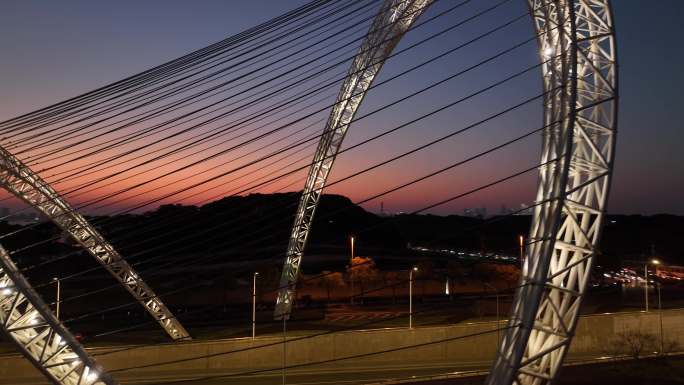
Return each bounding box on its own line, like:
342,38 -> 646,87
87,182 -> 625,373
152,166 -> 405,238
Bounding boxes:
0,245 -> 116,385
0,88 -> 191,385
0,142 -> 192,385
0,146 -> 189,340
274,1 -> 618,385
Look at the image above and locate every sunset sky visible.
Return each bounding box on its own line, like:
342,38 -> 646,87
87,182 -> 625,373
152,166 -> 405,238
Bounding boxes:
0,0 -> 682,216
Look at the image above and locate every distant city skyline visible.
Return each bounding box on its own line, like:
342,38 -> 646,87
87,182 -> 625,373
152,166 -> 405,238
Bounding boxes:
0,0 -> 682,215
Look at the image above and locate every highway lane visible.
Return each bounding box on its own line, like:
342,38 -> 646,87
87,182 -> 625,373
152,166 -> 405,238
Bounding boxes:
115,362 -> 487,385
9,351 -> 684,385
6,362 -> 487,385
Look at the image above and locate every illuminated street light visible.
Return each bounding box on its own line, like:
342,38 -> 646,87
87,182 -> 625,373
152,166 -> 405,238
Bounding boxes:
252,272 -> 259,340
409,267 -> 418,329
52,277 -> 61,321
644,259 -> 662,312
657,281 -> 663,353
350,236 -> 355,305
648,258 -> 664,353
518,235 -> 525,269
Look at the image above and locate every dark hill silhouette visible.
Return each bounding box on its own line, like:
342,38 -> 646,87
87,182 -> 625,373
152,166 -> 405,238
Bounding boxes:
4,194 -> 683,284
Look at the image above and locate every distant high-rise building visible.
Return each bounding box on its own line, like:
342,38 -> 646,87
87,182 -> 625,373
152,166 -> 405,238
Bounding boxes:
514,203 -> 534,215
463,207 -> 487,218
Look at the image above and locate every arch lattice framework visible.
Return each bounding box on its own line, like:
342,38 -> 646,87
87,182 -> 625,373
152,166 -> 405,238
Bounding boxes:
274,1 -> 617,385
0,246 -> 115,385
0,147 -> 189,341
0,141 -> 190,383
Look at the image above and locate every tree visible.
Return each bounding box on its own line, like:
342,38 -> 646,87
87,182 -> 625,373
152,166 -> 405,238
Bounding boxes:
447,261 -> 466,285
472,263 -> 520,288
493,264 -> 520,288
472,263 -> 495,283
605,330 -> 656,360
384,271 -> 403,304
416,258 -> 435,279
257,264 -> 280,286
348,256 -> 379,302
320,271 -> 346,301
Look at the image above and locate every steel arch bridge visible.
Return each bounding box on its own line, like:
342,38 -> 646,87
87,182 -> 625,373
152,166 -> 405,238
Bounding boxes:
274,1 -> 618,385
0,1 -> 617,385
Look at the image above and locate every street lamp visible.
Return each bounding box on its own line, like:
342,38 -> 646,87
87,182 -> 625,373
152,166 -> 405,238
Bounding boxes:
644,262 -> 648,312
350,236 -> 355,305
252,272 -> 259,339
657,281 -> 663,353
409,267 -> 418,329
644,258 -> 660,312
648,259 -> 664,353
518,235 -> 525,269
52,277 -> 61,321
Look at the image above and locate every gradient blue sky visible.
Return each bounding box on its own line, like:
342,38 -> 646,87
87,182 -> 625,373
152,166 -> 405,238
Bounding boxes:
0,0 -> 682,215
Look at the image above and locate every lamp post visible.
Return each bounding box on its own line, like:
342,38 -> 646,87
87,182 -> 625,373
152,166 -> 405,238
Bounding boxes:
252,272 -> 259,339
644,262 -> 649,312
350,236 -> 355,305
52,277 -> 61,320
282,315 -> 286,385
518,235 -> 524,269
644,258 -> 661,312
657,281 -> 663,353
409,267 -> 418,329
650,259 -> 663,353
484,282 -> 500,348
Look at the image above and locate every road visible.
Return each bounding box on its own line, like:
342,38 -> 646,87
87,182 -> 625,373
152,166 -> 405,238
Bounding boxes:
7,309 -> 684,385
9,350 -> 684,385
118,363 -> 487,385
11,362 -> 488,385
45,355 -> 654,385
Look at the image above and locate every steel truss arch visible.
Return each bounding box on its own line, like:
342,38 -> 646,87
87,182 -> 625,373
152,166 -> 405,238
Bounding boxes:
0,146 -> 190,341
274,0 -> 434,320
275,1 -> 617,385
0,243 -> 116,385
